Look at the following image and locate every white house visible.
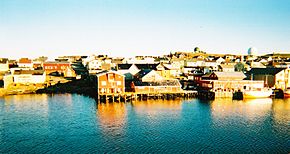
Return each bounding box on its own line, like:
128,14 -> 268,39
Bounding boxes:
117,64 -> 140,75
4,70 -> 46,88
0,58 -> 9,72
88,59 -> 103,70
18,58 -> 33,68
216,57 -> 225,64
135,69 -> 164,82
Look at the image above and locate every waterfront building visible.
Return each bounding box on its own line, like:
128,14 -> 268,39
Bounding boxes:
128,69 -> 183,93
202,72 -> 246,81
4,70 -> 46,89
199,72 -> 265,97
43,61 -> 71,75
247,68 -> 290,89
96,71 -> 125,94
131,79 -> 182,93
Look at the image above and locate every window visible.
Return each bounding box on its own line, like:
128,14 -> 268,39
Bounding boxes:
101,81 -> 107,86
117,81 -> 121,86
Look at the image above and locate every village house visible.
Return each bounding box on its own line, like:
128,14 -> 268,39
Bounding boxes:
88,59 -> 103,70
0,58 -> 9,72
202,72 -> 246,81
116,63 -> 160,75
8,60 -> 18,68
111,58 -> 126,67
117,64 -> 140,75
129,69 -> 183,93
247,68 -> 290,89
4,70 -> 46,89
204,59 -> 219,71
96,71 -> 125,94
63,62 -> 88,79
43,61 -> 71,75
18,58 -> 33,68
199,72 -> 265,93
215,57 -> 225,64
184,58 -> 204,67
154,63 -> 180,79
134,69 -> 164,82
124,56 -> 156,64
219,64 -> 235,72
170,58 -> 185,68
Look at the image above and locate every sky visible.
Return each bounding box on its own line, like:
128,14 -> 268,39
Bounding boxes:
0,0 -> 290,59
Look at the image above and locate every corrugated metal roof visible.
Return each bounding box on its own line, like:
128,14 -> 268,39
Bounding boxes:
133,79 -> 181,86
13,70 -> 44,75
214,72 -> 246,78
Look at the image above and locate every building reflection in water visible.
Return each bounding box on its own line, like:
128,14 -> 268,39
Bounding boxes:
131,99 -> 183,116
96,102 -> 127,136
130,99 -> 183,129
271,99 -> 290,133
210,98 -> 273,125
3,94 -> 49,116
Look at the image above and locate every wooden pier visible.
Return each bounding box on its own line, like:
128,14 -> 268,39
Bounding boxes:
97,91 -> 197,103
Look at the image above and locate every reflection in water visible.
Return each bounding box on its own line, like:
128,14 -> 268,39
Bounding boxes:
3,94 -> 49,114
211,98 -> 273,122
0,94 -> 289,153
97,103 -> 127,137
271,99 -> 290,135
131,99 -> 182,116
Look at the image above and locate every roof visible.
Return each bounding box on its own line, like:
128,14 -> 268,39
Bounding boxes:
134,69 -> 153,79
0,58 -> 8,64
117,64 -> 133,70
19,58 -> 32,63
135,64 -> 159,70
44,61 -> 70,64
96,70 -> 125,77
202,73 -> 212,78
248,68 -> 285,75
133,79 -> 181,86
219,64 -> 235,68
213,72 -> 246,79
13,70 -> 44,75
162,63 -> 179,70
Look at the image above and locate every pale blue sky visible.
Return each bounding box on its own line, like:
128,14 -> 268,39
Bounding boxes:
0,0 -> 290,59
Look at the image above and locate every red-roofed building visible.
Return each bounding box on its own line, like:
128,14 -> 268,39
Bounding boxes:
18,58 -> 33,68
43,61 -> 71,75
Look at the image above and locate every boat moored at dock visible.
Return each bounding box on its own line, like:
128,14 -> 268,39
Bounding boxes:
283,87 -> 290,98
243,88 -> 273,99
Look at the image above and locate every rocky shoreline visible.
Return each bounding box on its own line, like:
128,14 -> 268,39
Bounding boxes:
0,79 -> 97,98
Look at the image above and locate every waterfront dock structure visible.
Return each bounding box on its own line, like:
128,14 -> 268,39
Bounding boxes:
97,90 -> 197,103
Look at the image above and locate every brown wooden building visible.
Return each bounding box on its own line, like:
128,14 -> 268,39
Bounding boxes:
131,79 -> 182,93
96,71 -> 125,94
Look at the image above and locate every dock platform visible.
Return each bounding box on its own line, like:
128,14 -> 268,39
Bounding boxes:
97,90 -> 197,103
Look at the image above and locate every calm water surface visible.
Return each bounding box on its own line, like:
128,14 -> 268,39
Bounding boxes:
0,94 -> 289,153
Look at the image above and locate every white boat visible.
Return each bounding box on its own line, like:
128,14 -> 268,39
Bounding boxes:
284,88 -> 290,98
243,88 -> 273,98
